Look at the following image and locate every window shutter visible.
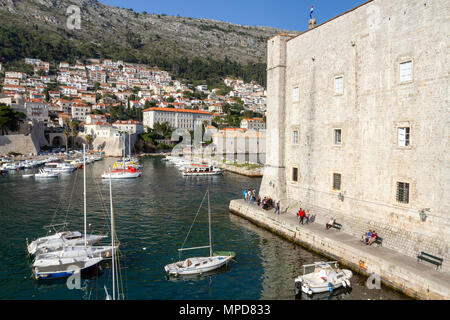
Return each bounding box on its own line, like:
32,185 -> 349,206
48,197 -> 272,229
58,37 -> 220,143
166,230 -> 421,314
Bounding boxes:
400,61 -> 412,82
293,87 -> 299,102
398,128 -> 406,146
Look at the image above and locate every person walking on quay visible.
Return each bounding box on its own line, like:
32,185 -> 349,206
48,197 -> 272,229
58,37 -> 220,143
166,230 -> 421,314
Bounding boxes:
297,208 -> 303,223
299,209 -> 306,225
275,201 -> 280,215
243,189 -> 247,201
305,210 -> 310,224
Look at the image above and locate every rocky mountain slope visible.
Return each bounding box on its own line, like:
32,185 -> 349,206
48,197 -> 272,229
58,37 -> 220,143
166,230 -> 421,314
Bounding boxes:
0,0 -> 296,65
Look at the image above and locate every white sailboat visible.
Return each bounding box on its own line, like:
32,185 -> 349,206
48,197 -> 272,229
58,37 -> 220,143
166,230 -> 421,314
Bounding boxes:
102,132 -> 141,179
104,169 -> 125,300
33,256 -> 103,280
164,190 -> 235,276
32,145 -> 112,279
27,145 -> 108,256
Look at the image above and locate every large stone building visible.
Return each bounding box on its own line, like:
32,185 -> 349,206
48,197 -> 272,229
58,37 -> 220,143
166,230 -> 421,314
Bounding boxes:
260,0 -> 449,270
143,107 -> 214,131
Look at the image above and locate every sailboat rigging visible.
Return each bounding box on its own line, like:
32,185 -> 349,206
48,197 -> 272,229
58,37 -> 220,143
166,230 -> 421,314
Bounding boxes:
164,189 -> 235,276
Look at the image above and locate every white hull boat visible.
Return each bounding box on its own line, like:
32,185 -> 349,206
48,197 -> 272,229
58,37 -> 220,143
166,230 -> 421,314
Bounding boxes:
27,231 -> 107,255
294,261 -> 352,296
35,245 -> 118,261
165,255 -> 233,276
35,169 -> 59,179
44,162 -> 76,173
164,190 -> 235,277
102,168 -> 141,179
33,256 -> 103,280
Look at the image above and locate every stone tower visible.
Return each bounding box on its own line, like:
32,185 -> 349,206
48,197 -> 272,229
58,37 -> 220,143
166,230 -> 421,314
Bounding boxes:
259,34 -> 295,206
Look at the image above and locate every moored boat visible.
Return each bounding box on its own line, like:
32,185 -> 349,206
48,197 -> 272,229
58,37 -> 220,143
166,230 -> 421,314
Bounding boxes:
102,166 -> 141,179
294,261 -> 352,296
33,256 -> 103,280
182,164 -> 223,176
34,169 -> 59,179
164,190 -> 234,277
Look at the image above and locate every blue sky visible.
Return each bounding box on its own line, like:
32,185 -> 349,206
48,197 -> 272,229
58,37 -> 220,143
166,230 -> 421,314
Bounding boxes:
100,0 -> 369,31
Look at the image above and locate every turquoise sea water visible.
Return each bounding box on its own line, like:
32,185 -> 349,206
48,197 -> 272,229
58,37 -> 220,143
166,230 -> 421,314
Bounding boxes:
0,157 -> 408,300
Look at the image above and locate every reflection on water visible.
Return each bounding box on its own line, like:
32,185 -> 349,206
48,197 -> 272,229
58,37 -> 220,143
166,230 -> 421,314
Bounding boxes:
0,157 -> 409,300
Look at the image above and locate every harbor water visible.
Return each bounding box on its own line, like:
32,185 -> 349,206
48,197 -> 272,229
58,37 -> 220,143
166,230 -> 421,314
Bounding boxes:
0,157 -> 409,300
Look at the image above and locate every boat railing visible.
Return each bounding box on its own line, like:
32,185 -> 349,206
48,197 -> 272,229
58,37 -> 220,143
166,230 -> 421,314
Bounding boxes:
43,222 -> 69,233
178,245 -> 211,252
301,261 -> 339,275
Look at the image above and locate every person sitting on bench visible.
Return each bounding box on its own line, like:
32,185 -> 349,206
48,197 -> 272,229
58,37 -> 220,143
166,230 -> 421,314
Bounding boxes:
368,230 -> 378,245
326,217 -> 335,230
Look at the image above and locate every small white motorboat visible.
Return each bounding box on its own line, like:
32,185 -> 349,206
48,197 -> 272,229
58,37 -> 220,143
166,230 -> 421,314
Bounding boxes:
35,169 -> 59,179
294,261 -> 352,296
22,174 -> 35,178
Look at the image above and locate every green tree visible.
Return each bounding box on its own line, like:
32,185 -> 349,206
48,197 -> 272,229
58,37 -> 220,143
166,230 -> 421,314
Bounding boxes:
0,104 -> 26,135
85,134 -> 94,151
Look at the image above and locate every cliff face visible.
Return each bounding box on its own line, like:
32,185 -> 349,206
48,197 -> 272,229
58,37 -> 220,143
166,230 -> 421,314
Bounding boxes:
0,0 -> 297,64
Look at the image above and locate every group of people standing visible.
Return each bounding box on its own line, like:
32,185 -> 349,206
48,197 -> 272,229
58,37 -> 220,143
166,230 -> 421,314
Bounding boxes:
243,189 -> 257,204
243,189 -> 279,213
297,207 -> 313,225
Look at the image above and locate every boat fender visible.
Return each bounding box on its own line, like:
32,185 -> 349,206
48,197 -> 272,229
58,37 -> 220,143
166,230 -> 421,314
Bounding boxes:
295,281 -> 302,289
345,279 -> 351,287
328,282 -> 333,293
342,280 -> 347,288
307,288 -> 313,295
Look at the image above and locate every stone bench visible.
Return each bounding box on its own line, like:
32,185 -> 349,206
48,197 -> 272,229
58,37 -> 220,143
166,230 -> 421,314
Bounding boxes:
330,222 -> 342,231
417,251 -> 443,270
374,236 -> 383,247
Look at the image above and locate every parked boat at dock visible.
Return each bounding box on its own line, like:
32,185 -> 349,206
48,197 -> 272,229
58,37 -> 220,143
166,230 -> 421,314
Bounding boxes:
43,162 -> 76,174
34,169 -> 59,179
294,261 -> 352,296
181,164 -> 224,176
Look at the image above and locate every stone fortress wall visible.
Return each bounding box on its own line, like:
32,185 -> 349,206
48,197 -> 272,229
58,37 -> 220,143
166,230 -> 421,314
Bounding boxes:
260,0 -> 450,271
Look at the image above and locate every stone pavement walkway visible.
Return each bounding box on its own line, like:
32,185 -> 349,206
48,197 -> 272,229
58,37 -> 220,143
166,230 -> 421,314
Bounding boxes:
230,199 -> 450,299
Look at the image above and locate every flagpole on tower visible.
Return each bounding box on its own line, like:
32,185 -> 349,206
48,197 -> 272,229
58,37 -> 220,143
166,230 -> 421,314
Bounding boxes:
309,5 -> 317,29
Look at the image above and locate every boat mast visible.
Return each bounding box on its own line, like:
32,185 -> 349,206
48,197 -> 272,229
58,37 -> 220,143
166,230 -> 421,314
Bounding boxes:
123,132 -> 126,162
83,143 -> 87,248
208,190 -> 212,257
109,168 -> 115,300
128,130 -> 131,159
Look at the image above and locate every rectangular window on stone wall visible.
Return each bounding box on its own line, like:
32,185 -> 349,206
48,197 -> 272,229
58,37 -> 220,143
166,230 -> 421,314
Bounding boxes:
292,167 -> 298,182
293,130 -> 298,145
398,127 -> 410,147
400,61 -> 412,83
333,173 -> 341,190
335,76 -> 343,94
334,129 -> 342,145
396,182 -> 410,204
293,87 -> 299,102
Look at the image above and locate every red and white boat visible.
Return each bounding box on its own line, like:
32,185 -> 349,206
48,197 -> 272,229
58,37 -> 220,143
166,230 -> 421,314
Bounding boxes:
102,166 -> 142,179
